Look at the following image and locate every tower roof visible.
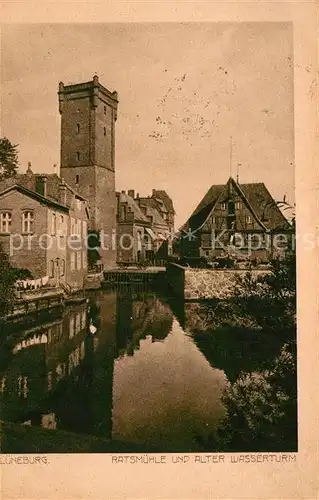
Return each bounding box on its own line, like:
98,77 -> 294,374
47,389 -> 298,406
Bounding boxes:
58,75 -> 118,102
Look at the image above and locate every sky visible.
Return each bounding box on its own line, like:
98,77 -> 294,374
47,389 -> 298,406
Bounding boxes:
0,23 -> 294,228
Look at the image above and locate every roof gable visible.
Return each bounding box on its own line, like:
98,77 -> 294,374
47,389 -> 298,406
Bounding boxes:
181,177 -> 291,233
0,184 -> 69,212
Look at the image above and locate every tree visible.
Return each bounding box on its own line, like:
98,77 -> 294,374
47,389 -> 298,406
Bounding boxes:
0,137 -> 19,180
0,244 -> 16,317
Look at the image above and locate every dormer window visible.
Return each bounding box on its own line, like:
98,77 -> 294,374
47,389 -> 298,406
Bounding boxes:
22,211 -> 34,234
0,212 -> 12,233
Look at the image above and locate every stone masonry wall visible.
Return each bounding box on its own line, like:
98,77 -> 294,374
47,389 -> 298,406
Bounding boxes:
167,263 -> 269,300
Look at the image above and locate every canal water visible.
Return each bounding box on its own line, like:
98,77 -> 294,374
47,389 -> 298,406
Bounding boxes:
0,287 -> 227,452
0,285 -> 297,453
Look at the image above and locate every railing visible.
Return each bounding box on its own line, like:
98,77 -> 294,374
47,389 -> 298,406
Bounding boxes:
117,259 -> 168,268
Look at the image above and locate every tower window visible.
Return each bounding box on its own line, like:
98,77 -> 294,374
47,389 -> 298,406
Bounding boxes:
76,175 -> 79,184
76,152 -> 80,161
76,124 -> 80,134
104,127 -> 106,136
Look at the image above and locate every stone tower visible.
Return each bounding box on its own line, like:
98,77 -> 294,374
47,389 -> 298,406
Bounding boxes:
58,75 -> 118,269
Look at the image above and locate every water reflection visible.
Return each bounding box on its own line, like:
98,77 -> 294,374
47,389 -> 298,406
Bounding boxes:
113,318 -> 225,450
0,287 -> 229,451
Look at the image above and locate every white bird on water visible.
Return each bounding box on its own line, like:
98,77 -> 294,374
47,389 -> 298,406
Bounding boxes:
89,319 -> 97,335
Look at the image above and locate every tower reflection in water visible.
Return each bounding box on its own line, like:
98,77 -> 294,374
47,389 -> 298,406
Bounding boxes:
0,285 -> 227,451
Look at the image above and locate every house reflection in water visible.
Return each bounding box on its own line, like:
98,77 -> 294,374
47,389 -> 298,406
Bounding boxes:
0,288 -> 228,451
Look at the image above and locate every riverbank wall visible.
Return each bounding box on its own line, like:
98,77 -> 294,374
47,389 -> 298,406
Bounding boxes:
166,263 -> 270,300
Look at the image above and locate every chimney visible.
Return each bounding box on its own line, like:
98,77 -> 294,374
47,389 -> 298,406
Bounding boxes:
41,175 -> 48,198
128,189 -> 135,199
59,180 -> 67,206
152,189 -> 156,197
26,161 -> 33,175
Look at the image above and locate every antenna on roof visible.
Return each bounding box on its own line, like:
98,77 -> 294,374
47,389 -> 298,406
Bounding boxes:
236,163 -> 241,184
229,136 -> 233,179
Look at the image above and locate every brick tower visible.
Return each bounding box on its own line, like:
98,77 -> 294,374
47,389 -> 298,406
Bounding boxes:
58,75 -> 118,269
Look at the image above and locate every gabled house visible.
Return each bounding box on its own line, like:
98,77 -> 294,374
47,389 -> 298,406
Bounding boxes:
0,164 -> 89,290
178,177 -> 293,262
116,189 -> 174,264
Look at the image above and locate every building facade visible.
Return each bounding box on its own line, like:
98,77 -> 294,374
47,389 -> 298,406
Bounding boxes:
58,75 -> 118,270
0,166 -> 89,290
179,177 -> 293,263
116,189 -> 174,264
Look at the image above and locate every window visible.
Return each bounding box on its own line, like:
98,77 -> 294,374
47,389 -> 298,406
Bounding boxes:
76,199 -> 81,210
75,313 -> 81,333
221,202 -> 226,210
81,311 -> 86,330
22,211 -> 34,233
82,221 -> 87,238
69,316 -> 75,339
235,201 -> 241,210
104,105 -> 107,115
0,212 -> 12,233
70,252 -> 75,271
60,215 -> 64,224
70,217 -> 75,235
76,252 -> 81,270
82,250 -> 87,269
246,215 -> 252,224
51,213 -> 56,235
60,259 -> 65,277
49,260 -> 55,278
212,216 -> 216,224
104,126 -> 106,136
76,152 -> 80,161
76,123 -> 80,134
76,175 -> 79,184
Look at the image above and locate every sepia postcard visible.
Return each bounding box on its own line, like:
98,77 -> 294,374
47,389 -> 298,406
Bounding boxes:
0,1 -> 318,499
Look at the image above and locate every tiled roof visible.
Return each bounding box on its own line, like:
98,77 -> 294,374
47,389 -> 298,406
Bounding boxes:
180,184 -> 224,232
0,172 -> 86,206
142,204 -> 166,225
152,190 -> 175,214
181,177 -> 291,232
119,192 -> 149,222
